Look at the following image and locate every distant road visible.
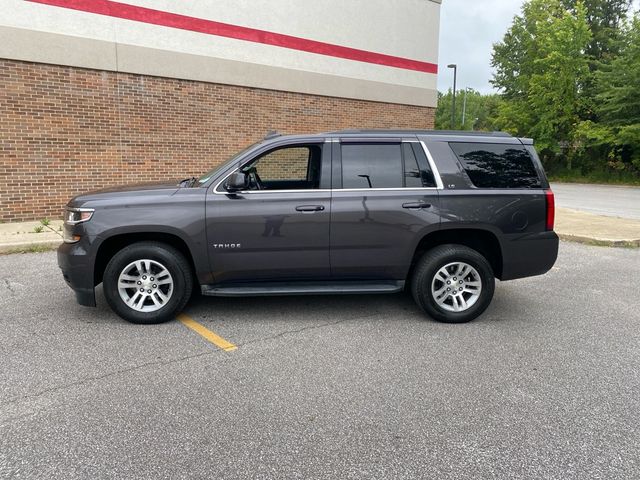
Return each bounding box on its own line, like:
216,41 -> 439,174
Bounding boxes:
551,183 -> 640,220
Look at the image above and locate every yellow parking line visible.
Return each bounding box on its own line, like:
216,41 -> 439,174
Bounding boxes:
177,313 -> 238,352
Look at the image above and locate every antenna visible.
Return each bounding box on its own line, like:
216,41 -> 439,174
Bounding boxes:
264,130 -> 281,140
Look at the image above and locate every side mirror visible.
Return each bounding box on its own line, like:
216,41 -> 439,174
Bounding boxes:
225,172 -> 249,192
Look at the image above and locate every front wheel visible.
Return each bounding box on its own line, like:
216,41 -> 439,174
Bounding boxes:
103,242 -> 193,324
411,244 -> 495,323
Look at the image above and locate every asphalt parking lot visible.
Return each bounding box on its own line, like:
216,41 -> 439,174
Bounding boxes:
1,242 -> 639,479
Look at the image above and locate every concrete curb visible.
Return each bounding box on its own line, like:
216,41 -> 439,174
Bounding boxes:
557,234 -> 640,249
0,240 -> 61,255
0,220 -> 64,254
554,207 -> 640,248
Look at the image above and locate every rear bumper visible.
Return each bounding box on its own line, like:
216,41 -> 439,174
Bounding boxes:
57,240 -> 96,307
500,231 -> 559,281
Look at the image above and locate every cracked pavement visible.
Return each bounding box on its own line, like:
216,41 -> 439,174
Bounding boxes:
1,244 -> 639,479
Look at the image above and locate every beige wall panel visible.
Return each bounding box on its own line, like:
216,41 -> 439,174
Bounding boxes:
0,0 -> 441,106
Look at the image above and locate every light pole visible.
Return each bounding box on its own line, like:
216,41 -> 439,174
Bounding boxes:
447,64 -> 457,129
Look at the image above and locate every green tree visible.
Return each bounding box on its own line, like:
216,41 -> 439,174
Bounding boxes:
434,90 -> 455,130
577,14 -> 640,173
491,0 -> 591,168
561,0 -> 632,61
435,90 -> 501,131
473,94 -> 503,132
560,0 -> 633,123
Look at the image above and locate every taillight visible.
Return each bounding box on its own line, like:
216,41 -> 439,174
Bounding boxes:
545,190 -> 555,231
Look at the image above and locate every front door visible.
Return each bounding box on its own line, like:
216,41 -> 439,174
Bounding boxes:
206,141 -> 331,284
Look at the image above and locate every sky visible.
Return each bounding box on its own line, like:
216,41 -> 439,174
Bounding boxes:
437,0 -> 526,94
437,0 -> 640,95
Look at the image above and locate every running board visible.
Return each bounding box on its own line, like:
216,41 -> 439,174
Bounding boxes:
201,280 -> 405,297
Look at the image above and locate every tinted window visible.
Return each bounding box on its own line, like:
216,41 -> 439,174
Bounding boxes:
403,143 -> 423,188
404,142 -> 436,187
341,144 -> 402,189
407,143 -> 437,188
449,143 -> 541,188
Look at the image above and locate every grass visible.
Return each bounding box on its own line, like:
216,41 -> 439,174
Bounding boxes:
557,234 -> 640,249
548,170 -> 640,186
1,244 -> 59,255
37,217 -> 64,238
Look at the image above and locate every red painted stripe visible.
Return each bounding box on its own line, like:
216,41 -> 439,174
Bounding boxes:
26,0 -> 438,74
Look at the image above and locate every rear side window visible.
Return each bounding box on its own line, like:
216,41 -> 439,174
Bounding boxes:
341,144 -> 403,188
403,143 -> 424,188
407,143 -> 437,188
449,143 -> 541,188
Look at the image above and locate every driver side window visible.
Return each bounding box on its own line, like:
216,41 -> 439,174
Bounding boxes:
242,145 -> 322,191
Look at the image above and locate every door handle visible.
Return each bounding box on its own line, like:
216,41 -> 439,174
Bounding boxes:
402,202 -> 432,210
295,205 -> 325,212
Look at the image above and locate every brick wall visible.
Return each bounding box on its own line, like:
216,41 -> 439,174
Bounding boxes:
0,59 -> 435,222
254,146 -> 313,181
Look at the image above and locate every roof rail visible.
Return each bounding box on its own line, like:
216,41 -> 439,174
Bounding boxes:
323,129 -> 513,138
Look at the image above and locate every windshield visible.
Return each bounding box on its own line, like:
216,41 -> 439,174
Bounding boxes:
197,141 -> 262,184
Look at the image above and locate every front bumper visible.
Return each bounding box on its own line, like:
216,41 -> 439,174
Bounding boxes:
57,240 -> 96,307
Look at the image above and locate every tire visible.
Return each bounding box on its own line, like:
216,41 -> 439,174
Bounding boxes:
411,244 -> 495,324
102,242 -> 193,324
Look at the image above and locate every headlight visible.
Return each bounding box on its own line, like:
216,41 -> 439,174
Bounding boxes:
64,207 -> 94,225
63,207 -> 94,243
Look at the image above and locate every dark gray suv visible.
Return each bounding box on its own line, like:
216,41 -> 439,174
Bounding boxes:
58,130 -> 558,324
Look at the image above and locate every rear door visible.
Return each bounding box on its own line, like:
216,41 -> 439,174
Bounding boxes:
329,137 -> 441,280
206,139 -> 332,284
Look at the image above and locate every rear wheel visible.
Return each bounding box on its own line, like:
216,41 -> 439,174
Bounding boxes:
411,244 -> 495,323
103,242 -> 193,324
